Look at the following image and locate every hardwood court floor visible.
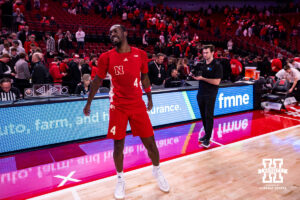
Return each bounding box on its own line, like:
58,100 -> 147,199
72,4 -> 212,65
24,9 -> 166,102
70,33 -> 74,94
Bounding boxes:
30,126 -> 300,200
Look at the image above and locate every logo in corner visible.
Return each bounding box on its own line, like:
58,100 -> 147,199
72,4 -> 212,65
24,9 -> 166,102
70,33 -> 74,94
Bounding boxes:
258,158 -> 288,183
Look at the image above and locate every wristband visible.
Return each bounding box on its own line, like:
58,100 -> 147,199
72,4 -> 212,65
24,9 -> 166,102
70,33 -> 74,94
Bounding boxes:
144,86 -> 151,93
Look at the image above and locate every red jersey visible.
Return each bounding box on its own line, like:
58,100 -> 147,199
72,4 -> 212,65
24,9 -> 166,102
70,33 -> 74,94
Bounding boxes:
97,47 -> 148,109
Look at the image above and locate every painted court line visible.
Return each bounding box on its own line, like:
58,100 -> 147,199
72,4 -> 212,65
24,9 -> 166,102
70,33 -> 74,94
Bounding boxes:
211,140 -> 224,146
28,124 -> 300,200
275,114 -> 300,122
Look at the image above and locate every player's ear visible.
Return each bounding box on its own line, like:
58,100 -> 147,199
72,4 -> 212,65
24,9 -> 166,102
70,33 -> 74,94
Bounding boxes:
124,31 -> 128,38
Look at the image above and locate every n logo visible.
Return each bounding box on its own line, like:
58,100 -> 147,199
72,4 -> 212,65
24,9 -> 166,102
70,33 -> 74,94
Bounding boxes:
258,159 -> 288,183
114,65 -> 124,75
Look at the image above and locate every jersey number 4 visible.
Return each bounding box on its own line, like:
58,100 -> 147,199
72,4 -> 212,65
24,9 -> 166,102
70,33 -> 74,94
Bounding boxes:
110,126 -> 116,135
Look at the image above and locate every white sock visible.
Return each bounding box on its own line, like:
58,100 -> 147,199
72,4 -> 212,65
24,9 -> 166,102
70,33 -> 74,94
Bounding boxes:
117,171 -> 124,181
153,165 -> 160,172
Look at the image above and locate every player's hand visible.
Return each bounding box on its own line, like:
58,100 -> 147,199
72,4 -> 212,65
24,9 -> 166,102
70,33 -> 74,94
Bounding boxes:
288,89 -> 293,93
83,103 -> 91,116
192,75 -> 203,81
147,99 -> 153,111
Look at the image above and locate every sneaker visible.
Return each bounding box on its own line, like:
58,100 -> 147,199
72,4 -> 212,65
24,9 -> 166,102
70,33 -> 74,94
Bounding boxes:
153,168 -> 170,192
114,179 -> 125,199
201,139 -> 210,148
199,136 -> 206,143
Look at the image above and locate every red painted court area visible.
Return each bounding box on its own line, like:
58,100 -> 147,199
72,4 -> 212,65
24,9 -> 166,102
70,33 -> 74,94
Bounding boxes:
1,105 -> 300,200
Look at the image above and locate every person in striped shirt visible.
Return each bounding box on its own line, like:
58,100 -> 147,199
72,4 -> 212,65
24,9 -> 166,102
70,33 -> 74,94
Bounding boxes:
0,78 -> 21,101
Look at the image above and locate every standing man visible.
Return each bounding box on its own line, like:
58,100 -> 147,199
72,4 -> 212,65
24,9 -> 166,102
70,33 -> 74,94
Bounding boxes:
83,24 -> 169,199
75,26 -> 85,52
148,53 -> 167,87
192,44 -> 222,148
45,32 -> 55,58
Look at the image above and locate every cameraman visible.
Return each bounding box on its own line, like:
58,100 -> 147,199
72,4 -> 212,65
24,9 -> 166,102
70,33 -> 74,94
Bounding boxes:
192,44 -> 222,148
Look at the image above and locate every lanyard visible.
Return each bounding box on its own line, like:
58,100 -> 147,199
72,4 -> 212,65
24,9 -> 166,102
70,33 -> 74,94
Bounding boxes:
154,61 -> 162,78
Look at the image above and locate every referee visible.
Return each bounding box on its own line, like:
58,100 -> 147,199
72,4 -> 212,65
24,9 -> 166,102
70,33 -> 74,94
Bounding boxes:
192,44 -> 222,148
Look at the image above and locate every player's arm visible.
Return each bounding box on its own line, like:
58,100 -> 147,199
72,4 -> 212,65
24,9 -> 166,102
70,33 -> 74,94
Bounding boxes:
83,75 -> 103,116
141,73 -> 153,111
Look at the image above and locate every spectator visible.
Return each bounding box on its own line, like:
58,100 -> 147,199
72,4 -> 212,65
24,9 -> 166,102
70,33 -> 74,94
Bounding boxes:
0,77 -> 21,101
148,53 -> 167,86
8,48 -> 19,70
90,60 -> 98,80
62,54 -> 81,94
59,55 -> 69,73
75,27 -> 85,52
227,39 -> 233,51
2,43 -> 10,55
10,40 -> 25,55
49,57 -> 65,83
24,34 -> 38,54
31,52 -> 50,84
0,54 -> 14,79
13,8 -> 25,31
17,25 -> 31,44
10,33 -> 22,47
122,11 -> 127,21
75,74 -> 91,95
271,58 -> 283,75
45,32 -> 55,58
165,69 -> 182,88
81,57 -> 91,75
142,30 -> 149,46
177,57 -> 190,80
289,59 -> 300,71
14,53 -> 30,95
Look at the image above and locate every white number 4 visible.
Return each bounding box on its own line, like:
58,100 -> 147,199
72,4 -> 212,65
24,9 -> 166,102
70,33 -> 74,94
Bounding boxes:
110,126 -> 116,135
134,78 -> 139,87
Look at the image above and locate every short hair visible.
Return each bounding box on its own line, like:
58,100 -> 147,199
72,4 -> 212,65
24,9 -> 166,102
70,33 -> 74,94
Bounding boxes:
202,44 -> 215,52
13,40 -> 19,45
284,65 -> 290,70
111,24 -> 126,32
11,47 -> 17,52
33,52 -> 43,61
157,53 -> 165,58
0,77 -> 11,84
19,53 -> 26,59
82,74 -> 91,81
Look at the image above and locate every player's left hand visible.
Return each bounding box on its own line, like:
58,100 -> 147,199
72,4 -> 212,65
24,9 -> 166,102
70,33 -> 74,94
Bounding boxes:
288,89 -> 293,93
147,99 -> 153,111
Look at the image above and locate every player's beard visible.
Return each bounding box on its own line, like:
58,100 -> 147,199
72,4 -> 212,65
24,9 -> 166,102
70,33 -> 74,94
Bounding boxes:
111,36 -> 122,47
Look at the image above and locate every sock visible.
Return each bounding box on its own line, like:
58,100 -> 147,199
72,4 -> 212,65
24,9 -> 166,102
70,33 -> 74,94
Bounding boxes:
153,165 -> 160,173
117,171 -> 124,181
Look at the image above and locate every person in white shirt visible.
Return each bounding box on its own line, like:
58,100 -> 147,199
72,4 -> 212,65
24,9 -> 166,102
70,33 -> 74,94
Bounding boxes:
75,27 -> 85,52
122,11 -> 127,21
288,59 -> 300,71
10,40 -> 25,55
276,65 -> 300,100
159,32 -> 165,45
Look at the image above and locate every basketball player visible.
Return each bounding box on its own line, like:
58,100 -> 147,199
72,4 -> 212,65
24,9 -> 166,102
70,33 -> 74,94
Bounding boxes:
83,24 -> 169,199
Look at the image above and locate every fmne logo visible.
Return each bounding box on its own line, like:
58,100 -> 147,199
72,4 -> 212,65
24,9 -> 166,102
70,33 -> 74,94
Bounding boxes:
114,65 -> 124,75
218,93 -> 249,108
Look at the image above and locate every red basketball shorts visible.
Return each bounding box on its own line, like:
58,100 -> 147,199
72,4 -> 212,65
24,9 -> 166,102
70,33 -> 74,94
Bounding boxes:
107,104 -> 154,140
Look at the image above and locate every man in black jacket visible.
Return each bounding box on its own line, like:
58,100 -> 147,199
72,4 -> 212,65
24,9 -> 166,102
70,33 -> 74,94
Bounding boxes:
148,53 -> 167,87
62,54 -> 81,94
31,52 -> 50,84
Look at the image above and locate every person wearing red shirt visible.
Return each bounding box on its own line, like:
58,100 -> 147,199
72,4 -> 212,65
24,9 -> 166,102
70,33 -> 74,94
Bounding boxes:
90,60 -> 98,80
230,57 -> 243,76
49,58 -> 66,83
83,24 -> 169,199
271,58 -> 282,74
24,35 -> 38,54
59,56 -> 69,73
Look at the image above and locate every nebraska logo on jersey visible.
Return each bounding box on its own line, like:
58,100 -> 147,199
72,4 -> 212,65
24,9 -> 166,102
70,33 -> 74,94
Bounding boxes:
114,65 -> 124,75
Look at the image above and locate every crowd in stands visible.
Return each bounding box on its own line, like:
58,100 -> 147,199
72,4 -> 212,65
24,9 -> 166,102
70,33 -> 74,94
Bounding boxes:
0,0 -> 300,101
